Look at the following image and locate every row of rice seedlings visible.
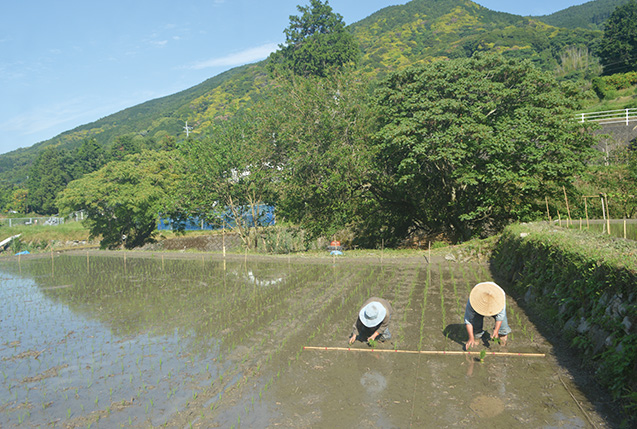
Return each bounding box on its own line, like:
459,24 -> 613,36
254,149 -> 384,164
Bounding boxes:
204,264 -> 375,425
197,263 -> 348,420
447,262 -> 463,317
438,262 -> 447,331
395,267 -> 422,349
417,263 -> 432,351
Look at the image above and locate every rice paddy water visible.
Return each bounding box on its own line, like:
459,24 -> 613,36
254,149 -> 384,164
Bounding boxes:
0,252 -> 619,427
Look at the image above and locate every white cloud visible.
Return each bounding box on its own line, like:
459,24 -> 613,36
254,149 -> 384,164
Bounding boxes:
189,43 -> 278,70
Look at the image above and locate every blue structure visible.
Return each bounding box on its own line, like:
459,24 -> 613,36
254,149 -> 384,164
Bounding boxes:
158,205 -> 275,231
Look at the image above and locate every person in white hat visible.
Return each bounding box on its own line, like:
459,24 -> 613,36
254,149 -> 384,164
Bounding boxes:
349,297 -> 393,345
464,282 -> 511,349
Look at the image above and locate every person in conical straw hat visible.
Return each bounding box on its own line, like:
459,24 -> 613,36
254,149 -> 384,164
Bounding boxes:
464,282 -> 511,349
349,297 -> 393,345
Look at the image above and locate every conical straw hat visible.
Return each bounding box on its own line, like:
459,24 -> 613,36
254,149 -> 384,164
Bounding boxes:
359,301 -> 387,328
469,282 -> 505,316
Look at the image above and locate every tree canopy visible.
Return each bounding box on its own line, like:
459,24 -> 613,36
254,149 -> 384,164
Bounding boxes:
268,0 -> 359,77
370,53 -> 598,241
179,113 -> 278,249
56,150 -> 184,249
599,0 -> 637,74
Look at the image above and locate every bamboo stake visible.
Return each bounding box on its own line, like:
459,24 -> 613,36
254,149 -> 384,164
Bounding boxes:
624,218 -> 627,239
303,346 -> 545,357
563,186 -> 572,226
605,193 -> 611,235
600,196 -> 607,234
381,238 -> 384,264
584,197 -> 589,228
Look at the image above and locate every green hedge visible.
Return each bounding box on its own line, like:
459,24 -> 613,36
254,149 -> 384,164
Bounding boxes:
491,223 -> 637,417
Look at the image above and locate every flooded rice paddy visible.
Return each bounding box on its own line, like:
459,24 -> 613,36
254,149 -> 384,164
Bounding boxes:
0,251 -> 619,427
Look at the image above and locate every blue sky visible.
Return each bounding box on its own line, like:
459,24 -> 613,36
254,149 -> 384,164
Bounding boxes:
0,0 -> 590,155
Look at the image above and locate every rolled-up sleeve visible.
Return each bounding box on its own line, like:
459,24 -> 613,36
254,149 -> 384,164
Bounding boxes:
464,299 -> 477,325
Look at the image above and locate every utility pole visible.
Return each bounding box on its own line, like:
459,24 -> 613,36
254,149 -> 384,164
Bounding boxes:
184,121 -> 193,137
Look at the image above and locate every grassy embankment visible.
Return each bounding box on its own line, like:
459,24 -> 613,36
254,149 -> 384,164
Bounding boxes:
491,222 -> 637,421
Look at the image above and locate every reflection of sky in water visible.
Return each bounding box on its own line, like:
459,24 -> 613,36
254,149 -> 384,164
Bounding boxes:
0,268 -> 226,427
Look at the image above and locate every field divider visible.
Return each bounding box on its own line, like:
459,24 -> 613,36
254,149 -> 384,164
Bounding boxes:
302,346 -> 545,357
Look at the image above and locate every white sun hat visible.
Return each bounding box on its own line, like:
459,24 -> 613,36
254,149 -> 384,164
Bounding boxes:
469,282 -> 506,316
359,301 -> 387,328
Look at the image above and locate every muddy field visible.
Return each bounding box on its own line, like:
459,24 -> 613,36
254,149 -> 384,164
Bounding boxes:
0,251 -> 622,427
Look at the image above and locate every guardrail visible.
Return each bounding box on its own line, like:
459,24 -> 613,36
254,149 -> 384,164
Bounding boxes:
576,108 -> 637,125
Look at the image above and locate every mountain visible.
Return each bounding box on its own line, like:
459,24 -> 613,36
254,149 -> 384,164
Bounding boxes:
536,0 -> 630,30
0,0 -> 614,185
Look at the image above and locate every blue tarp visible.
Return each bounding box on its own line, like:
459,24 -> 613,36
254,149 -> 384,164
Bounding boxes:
158,205 -> 275,231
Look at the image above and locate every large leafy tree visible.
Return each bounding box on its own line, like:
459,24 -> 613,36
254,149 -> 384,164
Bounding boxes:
599,0 -> 637,74
56,150 -> 184,249
180,113 -> 278,249
265,72 -> 375,240
26,146 -> 73,215
371,53 -> 598,241
268,0 -> 359,77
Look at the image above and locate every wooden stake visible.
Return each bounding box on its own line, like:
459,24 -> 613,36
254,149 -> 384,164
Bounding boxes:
545,196 -> 551,222
624,218 -> 627,239
563,186 -> 572,226
601,195 -> 607,234
381,238 -> 384,264
303,346 -> 545,357
584,197 -> 589,228
605,193 -> 611,235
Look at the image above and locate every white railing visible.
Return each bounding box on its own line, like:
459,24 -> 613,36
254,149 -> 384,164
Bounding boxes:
576,108 -> 637,125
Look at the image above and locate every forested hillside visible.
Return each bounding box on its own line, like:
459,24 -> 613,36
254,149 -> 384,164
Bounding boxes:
0,0 -> 609,186
537,0 -> 630,30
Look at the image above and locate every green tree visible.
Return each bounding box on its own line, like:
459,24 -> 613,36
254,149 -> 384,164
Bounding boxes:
70,138 -> 106,178
56,150 -> 184,249
8,188 -> 28,214
108,135 -> 141,162
180,113 -> 278,249
26,146 -> 73,214
371,53 -> 598,241
599,0 -> 637,74
264,72 -> 375,240
268,0 -> 359,77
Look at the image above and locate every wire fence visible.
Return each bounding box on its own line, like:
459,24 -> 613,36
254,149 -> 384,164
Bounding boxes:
0,211 -> 84,228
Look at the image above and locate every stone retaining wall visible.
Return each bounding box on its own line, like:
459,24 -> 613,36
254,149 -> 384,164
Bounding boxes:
490,223 -> 637,415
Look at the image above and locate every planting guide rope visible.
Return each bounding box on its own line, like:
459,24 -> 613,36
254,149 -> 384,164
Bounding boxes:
303,346 -> 546,357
